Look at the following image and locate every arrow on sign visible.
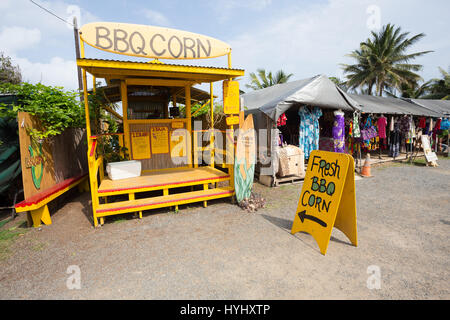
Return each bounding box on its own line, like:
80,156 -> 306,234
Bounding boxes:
297,210 -> 327,227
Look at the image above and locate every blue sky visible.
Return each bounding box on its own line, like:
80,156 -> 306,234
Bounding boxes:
1,0 -> 449,98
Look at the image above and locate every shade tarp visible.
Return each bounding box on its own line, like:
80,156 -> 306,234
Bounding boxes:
241,74 -> 361,121
406,98 -> 450,116
349,94 -> 443,117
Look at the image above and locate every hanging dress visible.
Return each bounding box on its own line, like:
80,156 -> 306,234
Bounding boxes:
333,112 -> 345,153
298,106 -> 323,159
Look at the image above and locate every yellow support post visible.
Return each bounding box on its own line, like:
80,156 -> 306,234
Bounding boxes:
203,183 -> 208,207
121,80 -> 130,156
210,82 -> 214,168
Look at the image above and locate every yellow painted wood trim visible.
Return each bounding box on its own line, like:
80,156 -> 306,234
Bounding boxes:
125,78 -> 196,87
98,176 -> 230,197
96,189 -> 234,217
127,119 -> 188,124
15,177 -> 88,213
121,80 -> 130,154
77,58 -> 245,76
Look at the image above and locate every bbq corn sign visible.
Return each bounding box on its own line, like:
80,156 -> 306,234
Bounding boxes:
291,150 -> 358,255
79,22 -> 232,59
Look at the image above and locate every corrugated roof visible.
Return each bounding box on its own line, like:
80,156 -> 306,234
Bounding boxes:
349,94 -> 444,117
77,58 -> 244,71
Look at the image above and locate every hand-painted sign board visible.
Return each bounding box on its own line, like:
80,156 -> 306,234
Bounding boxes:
80,22 -> 232,60
150,126 -> 169,154
421,135 -> 438,163
291,150 -> 357,255
131,132 -> 151,160
234,115 -> 256,203
223,80 -> 240,115
226,115 -> 240,126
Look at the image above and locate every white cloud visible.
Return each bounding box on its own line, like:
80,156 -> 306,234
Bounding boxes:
0,26 -> 41,55
213,0 -> 272,22
13,55 -> 79,89
228,0 -> 450,89
142,9 -> 170,27
0,0 -> 100,90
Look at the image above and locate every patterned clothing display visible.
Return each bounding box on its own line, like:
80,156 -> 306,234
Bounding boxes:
440,118 -> 450,130
298,106 -> 323,159
377,116 -> 387,139
333,113 -> 345,153
398,115 -> 410,133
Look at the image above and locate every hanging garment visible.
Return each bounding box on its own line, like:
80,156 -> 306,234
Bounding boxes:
298,106 -> 323,159
419,117 -> 426,128
390,116 -> 395,131
333,112 -> 345,153
389,122 -> 400,157
429,118 -> 434,132
435,118 -> 442,131
352,112 -> 361,138
398,115 -> 410,133
277,113 -> 287,126
377,116 -> 387,139
408,117 -> 416,140
440,118 -> 450,130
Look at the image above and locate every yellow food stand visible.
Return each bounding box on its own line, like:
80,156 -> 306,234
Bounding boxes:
76,22 -> 244,226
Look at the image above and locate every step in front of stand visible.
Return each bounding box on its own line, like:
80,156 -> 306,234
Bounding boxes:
98,167 -> 230,196
96,187 -> 234,217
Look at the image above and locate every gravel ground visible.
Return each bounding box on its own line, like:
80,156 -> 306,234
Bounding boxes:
0,159 -> 449,299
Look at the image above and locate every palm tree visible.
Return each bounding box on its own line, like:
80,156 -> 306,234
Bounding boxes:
424,67 -> 450,100
329,76 -> 349,92
245,68 -> 293,90
385,80 -> 431,99
342,24 -> 432,96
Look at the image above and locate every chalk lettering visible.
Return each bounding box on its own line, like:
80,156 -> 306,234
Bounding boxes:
310,155 -> 341,179
301,190 -> 331,213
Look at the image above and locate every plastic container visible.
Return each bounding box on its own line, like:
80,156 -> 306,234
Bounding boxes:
106,160 -> 142,180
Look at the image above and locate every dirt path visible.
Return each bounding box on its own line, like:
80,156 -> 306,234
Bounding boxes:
0,159 -> 449,299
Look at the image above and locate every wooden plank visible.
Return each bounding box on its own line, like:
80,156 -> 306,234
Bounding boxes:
98,167 -> 229,195
96,187 -> 234,216
15,175 -> 88,212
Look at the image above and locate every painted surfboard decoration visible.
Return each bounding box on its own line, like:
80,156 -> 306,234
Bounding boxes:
79,22 -> 232,60
234,114 -> 256,203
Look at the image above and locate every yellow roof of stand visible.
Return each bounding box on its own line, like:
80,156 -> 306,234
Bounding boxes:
77,58 -> 244,83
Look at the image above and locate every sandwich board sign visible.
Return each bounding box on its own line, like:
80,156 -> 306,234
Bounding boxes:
291,150 -> 357,255
421,135 -> 438,165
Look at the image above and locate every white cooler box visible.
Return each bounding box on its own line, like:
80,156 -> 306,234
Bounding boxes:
106,160 -> 142,180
